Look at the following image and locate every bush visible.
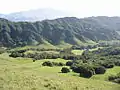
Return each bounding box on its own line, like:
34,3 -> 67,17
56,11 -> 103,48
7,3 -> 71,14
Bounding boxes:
108,76 -> 120,84
71,64 -> 94,74
71,66 -> 82,73
114,78 -> 120,83
108,64 -> 114,68
80,70 -> 93,78
33,59 -> 36,62
108,72 -> 120,84
114,61 -> 120,66
66,61 -> 73,66
51,62 -> 65,66
52,62 -> 59,66
42,61 -> 53,67
61,67 -> 70,73
95,66 -> 106,74
108,75 -> 118,81
101,63 -> 114,68
9,52 -> 24,58
42,61 -> 65,67
58,62 -> 65,66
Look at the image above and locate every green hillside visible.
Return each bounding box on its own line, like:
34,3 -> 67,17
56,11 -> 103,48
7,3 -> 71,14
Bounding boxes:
0,53 -> 120,90
1,16 -> 120,47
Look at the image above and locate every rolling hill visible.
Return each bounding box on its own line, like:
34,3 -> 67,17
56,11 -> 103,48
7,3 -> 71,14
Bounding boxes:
0,53 -> 120,90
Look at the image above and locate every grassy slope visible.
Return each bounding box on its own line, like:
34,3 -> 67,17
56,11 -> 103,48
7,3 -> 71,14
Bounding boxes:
11,40 -> 97,51
91,66 -> 120,81
71,50 -> 84,55
71,47 -> 103,55
0,53 -> 120,90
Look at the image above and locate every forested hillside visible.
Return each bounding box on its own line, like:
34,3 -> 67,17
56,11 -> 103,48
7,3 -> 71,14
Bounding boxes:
1,16 -> 120,47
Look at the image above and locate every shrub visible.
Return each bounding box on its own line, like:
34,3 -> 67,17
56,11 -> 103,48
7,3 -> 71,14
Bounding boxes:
66,61 -> 73,66
114,78 -> 120,84
58,62 -> 65,66
33,59 -> 36,62
52,62 -> 59,66
42,61 -> 65,67
108,64 -> 114,68
108,74 -> 120,84
95,66 -> 106,74
80,70 -> 93,78
71,64 -> 94,74
108,75 -> 118,81
42,61 -> 53,67
17,50 -> 26,53
71,66 -> 82,73
70,63 -> 95,78
114,61 -> 120,66
101,63 -> 114,68
9,52 -> 24,58
61,67 -> 70,73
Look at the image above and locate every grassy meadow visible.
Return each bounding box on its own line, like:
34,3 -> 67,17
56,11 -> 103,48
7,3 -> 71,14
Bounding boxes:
0,53 -> 120,90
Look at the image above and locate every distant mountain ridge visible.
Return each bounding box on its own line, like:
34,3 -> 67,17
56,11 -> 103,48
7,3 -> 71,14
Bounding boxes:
0,9 -> 73,21
0,16 -> 120,47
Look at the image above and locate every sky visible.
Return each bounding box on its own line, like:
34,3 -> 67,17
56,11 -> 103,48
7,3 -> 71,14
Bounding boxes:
0,0 -> 120,17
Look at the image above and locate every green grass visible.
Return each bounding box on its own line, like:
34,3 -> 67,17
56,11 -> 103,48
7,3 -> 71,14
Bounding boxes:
0,53 -> 120,90
56,41 -> 72,49
71,47 -> 103,55
71,50 -> 84,55
24,50 -> 59,55
89,47 -> 103,51
11,41 -> 58,51
92,66 -> 120,81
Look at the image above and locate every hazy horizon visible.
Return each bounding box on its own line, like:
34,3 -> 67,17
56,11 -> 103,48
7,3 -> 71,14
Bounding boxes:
0,0 -> 120,18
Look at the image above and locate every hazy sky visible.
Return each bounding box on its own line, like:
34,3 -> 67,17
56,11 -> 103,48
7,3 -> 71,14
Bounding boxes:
0,0 -> 120,17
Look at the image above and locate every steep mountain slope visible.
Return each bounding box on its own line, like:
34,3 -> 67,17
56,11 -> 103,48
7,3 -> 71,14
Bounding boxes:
0,16 -> 120,47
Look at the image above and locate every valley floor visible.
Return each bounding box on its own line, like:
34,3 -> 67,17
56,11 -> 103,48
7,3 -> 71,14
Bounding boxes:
0,53 -> 120,90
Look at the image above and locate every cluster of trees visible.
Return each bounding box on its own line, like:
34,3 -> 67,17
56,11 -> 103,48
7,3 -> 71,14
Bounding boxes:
42,61 -> 71,73
71,45 -> 98,50
41,58 -> 119,78
8,46 -> 120,80
66,61 -> 73,66
9,51 -> 24,58
91,47 -> 120,56
42,60 -> 107,78
64,47 -> 120,78
27,52 -> 80,60
60,60 -> 107,78
61,67 -> 70,73
80,47 -> 120,67
100,63 -> 114,68
42,61 -> 65,67
70,63 -> 106,78
9,48 -> 61,53
9,46 -> 120,66
108,72 -> 120,84
23,48 -> 61,52
9,48 -> 82,60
